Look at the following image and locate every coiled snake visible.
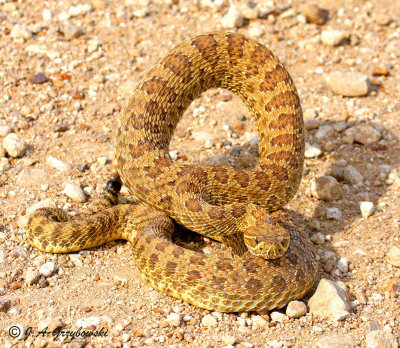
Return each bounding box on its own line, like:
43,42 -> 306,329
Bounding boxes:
27,32 -> 318,312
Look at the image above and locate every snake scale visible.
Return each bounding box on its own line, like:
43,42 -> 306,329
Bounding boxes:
27,32 -> 318,312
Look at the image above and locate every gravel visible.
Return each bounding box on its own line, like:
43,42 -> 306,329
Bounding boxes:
1,0 -> 399,346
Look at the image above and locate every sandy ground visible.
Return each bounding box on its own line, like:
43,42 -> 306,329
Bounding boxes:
0,0 -> 399,347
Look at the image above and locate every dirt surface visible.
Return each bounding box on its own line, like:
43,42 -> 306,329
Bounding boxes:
1,0 -> 400,347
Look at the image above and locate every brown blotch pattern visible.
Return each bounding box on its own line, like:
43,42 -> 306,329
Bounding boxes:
185,198 -> 203,212
246,44 -> 273,77
226,33 -> 248,60
141,77 -> 167,94
234,171 -> 250,188
163,52 -> 192,82
260,65 -> 290,92
261,164 -> 289,181
191,34 -> 218,60
231,203 -> 247,218
270,134 -> 298,148
187,269 -> 201,280
189,255 -> 206,266
265,90 -> 300,114
145,100 -> 167,121
216,259 -> 234,271
208,207 -> 225,220
172,248 -> 185,258
175,180 -> 196,195
212,167 -> 229,182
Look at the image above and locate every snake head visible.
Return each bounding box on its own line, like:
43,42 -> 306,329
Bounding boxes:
243,214 -> 290,260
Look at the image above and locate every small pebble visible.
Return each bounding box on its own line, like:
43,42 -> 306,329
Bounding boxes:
0,125 -> 12,137
302,3 -> 327,25
3,133 -> 27,157
286,301 -> 307,318
311,176 -> 342,201
252,315 -> 268,329
270,312 -> 287,323
25,268 -> 40,285
360,201 -> 374,218
30,73 -> 49,84
337,257 -> 349,273
10,25 -> 32,41
305,143 -> 321,158
221,5 -> 244,29
343,165 -> 363,186
201,314 -> 218,327
326,207 -> 342,220
321,30 -> 349,46
325,71 -> 370,97
221,334 -> 237,346
64,24 -> 83,40
166,313 -> 181,327
47,155 -> 73,172
39,262 -> 57,277
388,246 -> 400,267
63,183 -> 87,203
374,13 -> 392,26
311,232 -> 325,245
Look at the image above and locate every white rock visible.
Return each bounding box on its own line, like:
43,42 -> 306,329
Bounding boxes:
39,262 -> 56,277
88,39 -> 100,53
343,166 -> 363,186
325,71 -> 370,97
366,329 -> 398,348
326,207 -> 342,220
10,25 -> 32,41
166,313 -> 181,327
25,268 -> 40,285
311,176 -> 342,201
308,279 -> 351,320
42,9 -> 53,20
97,156 -> 107,165
266,340 -> 283,348
251,315 -> 268,329
122,333 -> 130,342
316,333 -> 357,348
3,133 -> 27,157
321,30 -> 349,46
248,25 -> 264,38
0,125 -> 12,137
360,201 -> 374,218
337,257 -> 349,273
201,314 -> 217,327
388,246 -> 400,267
63,184 -> 87,203
222,334 -> 237,346
46,156 -> 72,172
270,312 -> 287,323
0,158 -> 10,172
305,143 -> 322,158
286,301 -> 307,318
221,6 -> 244,29
133,9 -> 149,17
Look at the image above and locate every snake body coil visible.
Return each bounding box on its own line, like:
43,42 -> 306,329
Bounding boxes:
27,32 -> 318,312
